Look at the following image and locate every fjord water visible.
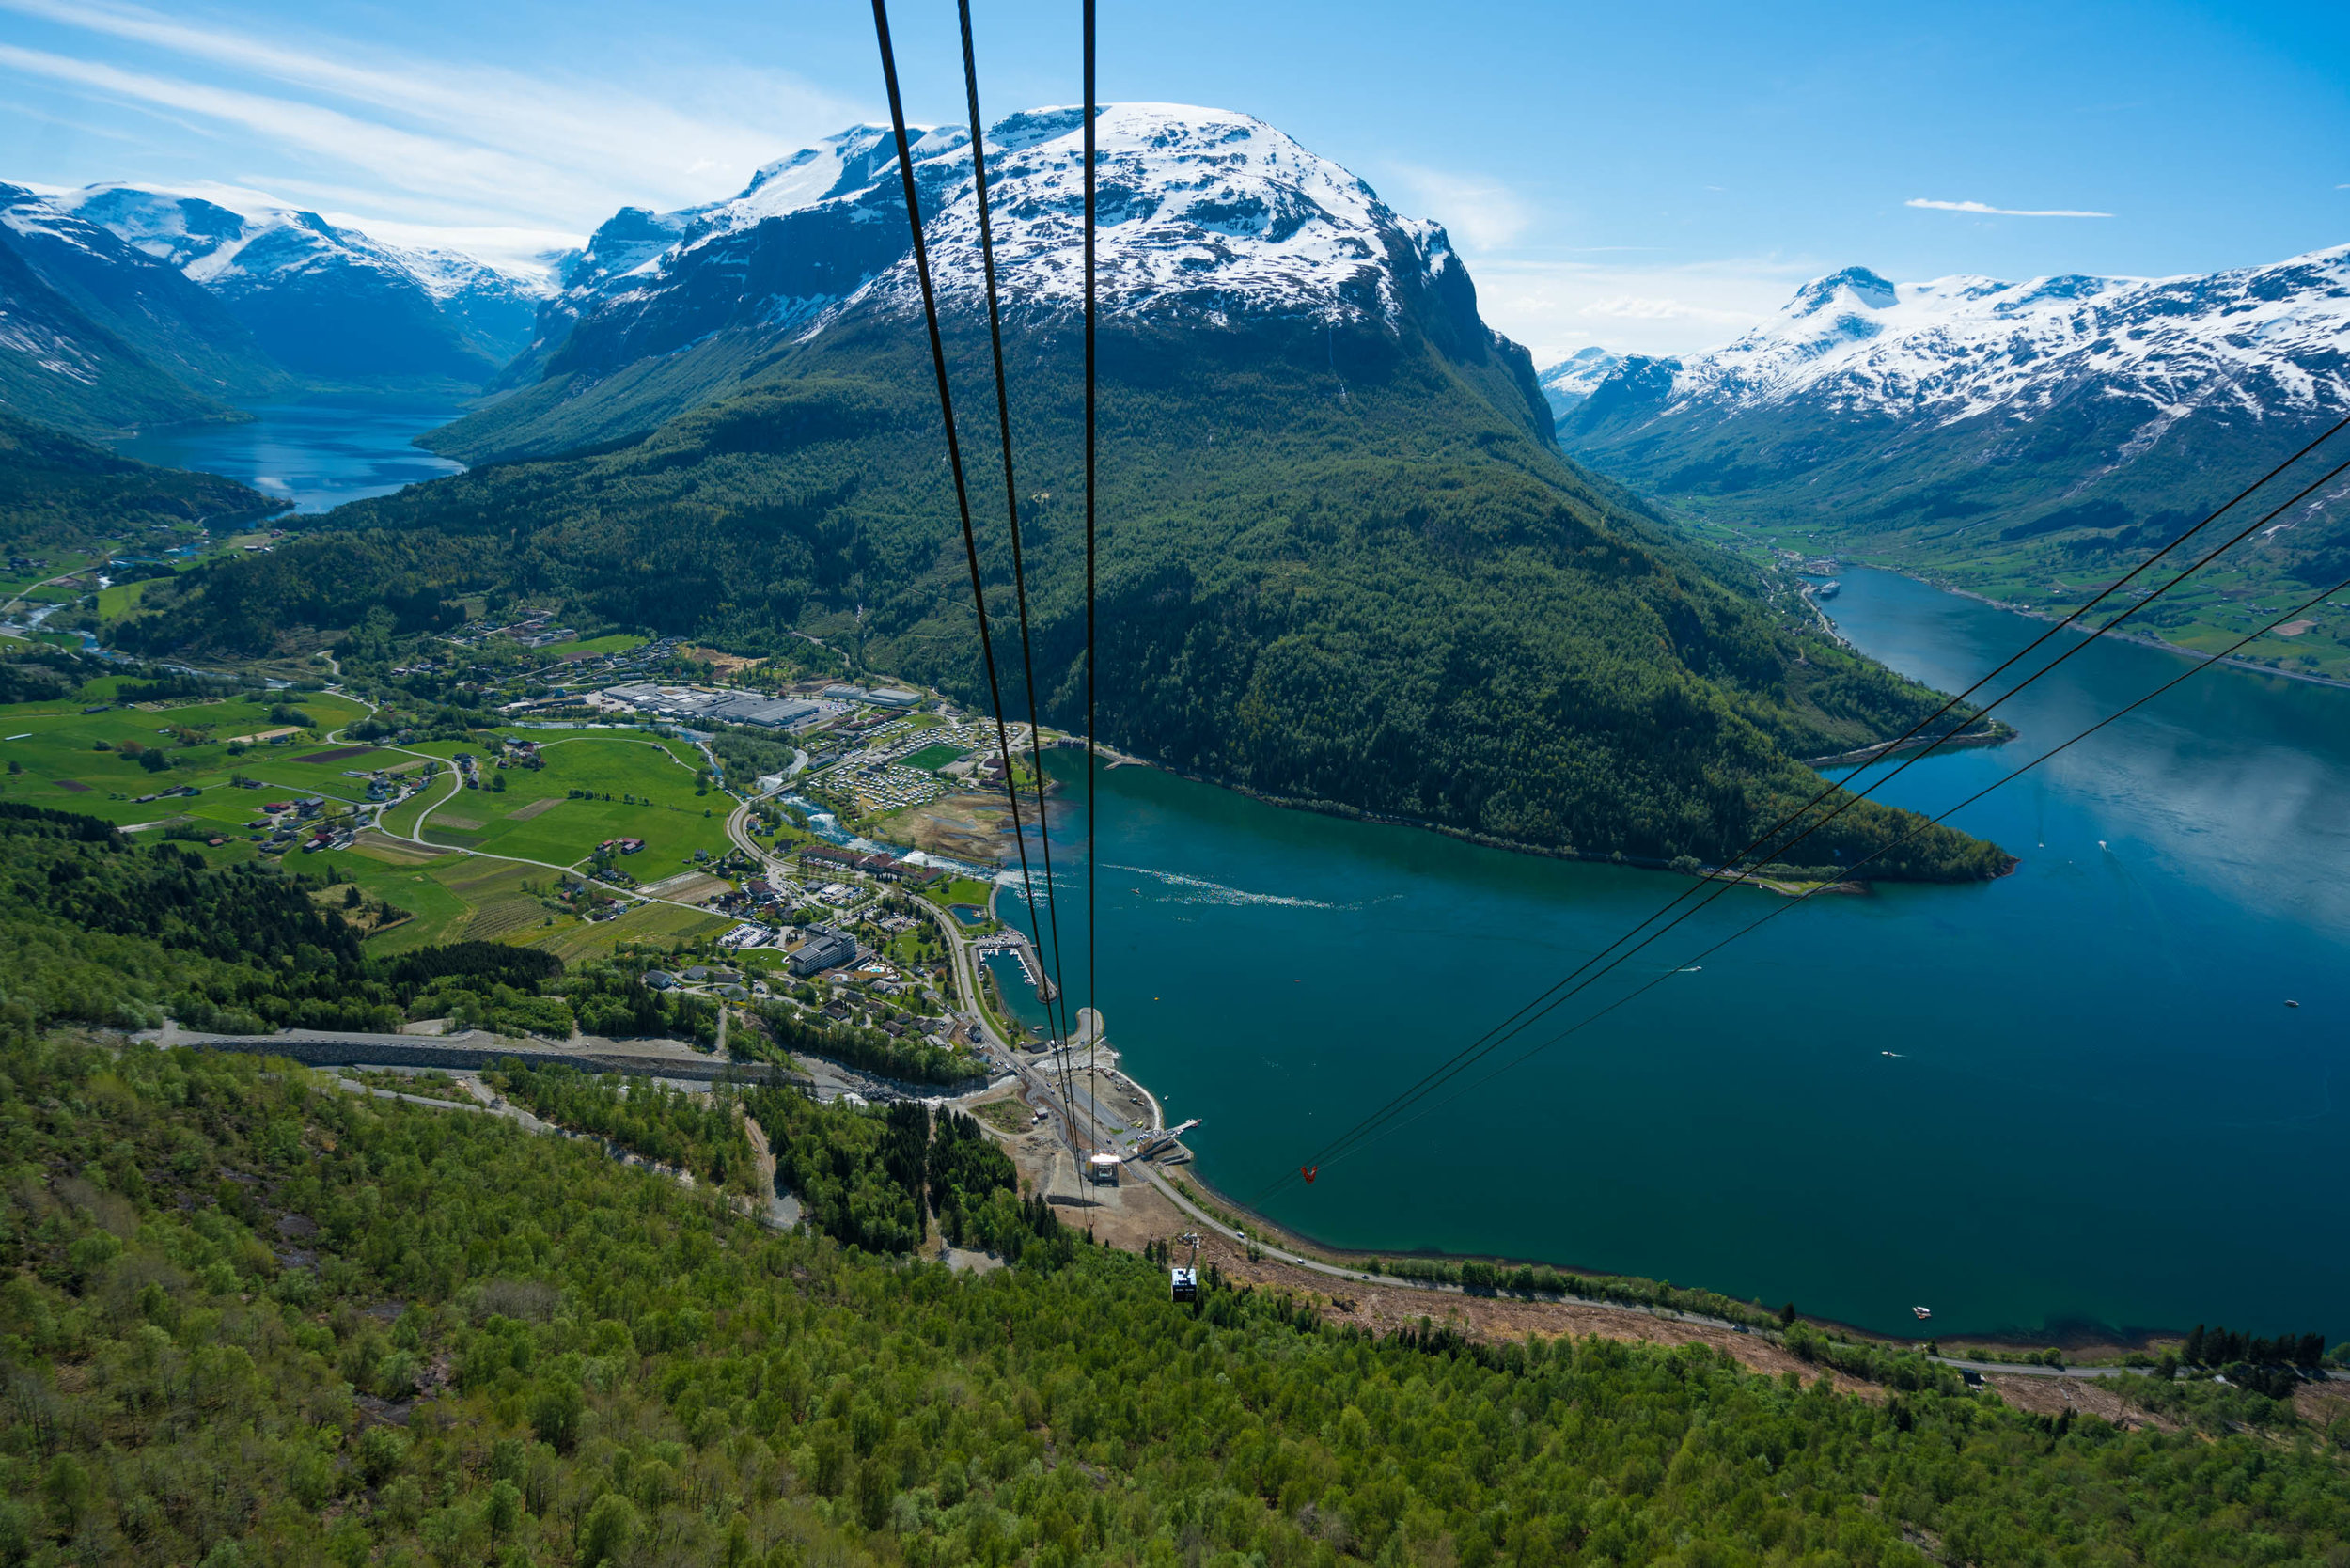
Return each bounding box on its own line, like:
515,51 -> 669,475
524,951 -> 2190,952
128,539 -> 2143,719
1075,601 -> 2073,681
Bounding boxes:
1004,568 -> 2350,1340
116,396 -> 466,512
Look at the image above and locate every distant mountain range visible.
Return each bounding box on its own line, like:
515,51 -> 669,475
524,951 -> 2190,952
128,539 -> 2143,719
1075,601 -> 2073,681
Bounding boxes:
435,103 -> 1543,463
0,182 -> 555,435
114,103 -> 2004,879
1536,347 -> 1622,418
1552,247 -> 2350,675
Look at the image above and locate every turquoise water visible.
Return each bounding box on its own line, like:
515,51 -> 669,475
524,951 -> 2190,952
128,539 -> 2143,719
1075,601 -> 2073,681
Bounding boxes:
115,396 -> 467,512
996,568 -> 2350,1341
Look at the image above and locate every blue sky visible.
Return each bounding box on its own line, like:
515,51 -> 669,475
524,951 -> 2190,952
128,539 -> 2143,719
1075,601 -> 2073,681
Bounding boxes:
2,0 -> 2344,361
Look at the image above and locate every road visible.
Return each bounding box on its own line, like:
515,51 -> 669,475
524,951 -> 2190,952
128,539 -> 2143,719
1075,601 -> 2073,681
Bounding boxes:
293,683 -> 2330,1389
302,690 -> 727,918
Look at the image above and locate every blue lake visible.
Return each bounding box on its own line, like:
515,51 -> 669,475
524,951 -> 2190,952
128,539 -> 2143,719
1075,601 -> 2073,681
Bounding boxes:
995,568 -> 2350,1341
115,396 -> 468,512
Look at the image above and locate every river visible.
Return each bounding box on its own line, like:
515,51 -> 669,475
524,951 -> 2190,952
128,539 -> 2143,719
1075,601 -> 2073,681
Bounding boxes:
994,568 -> 2350,1341
114,395 -> 468,512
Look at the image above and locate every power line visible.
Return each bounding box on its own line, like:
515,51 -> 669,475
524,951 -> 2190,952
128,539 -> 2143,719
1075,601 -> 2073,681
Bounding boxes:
1322,563 -> 2350,1174
870,0 -> 1072,1160
1261,432 -> 2350,1201
1259,415 -> 2350,1196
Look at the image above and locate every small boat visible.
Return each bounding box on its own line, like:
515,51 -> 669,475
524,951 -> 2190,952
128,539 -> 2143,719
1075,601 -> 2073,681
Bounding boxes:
1913,1306 -> 1933,1321
2285,999 -> 2300,1009
1881,1050 -> 1903,1058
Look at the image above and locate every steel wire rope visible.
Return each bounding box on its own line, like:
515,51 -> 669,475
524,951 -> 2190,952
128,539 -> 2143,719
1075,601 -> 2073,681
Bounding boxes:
950,0 -> 1085,1144
1258,434 -> 2350,1202
1317,564 -> 2350,1175
1259,415 -> 2350,1196
1269,414 -> 2350,1189
1082,0 -> 1102,1164
870,0 -> 1073,1158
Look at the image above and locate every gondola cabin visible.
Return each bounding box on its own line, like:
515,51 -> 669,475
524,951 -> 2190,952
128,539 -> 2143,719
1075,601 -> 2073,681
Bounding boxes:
1169,1265 -> 1198,1303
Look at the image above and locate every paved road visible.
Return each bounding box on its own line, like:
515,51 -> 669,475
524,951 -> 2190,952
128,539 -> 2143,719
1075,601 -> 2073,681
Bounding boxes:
306,690 -> 728,918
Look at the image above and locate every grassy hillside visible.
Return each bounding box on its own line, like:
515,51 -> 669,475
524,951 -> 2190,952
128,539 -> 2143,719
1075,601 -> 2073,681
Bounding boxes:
3,1032 -> 2345,1567
114,321 -> 2013,879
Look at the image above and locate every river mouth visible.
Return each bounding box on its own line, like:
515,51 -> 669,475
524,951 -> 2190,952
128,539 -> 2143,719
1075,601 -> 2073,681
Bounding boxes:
989,566 -> 2350,1340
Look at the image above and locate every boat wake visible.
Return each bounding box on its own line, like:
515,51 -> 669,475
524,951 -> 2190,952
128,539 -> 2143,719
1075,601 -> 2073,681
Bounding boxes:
1102,862 -> 1391,911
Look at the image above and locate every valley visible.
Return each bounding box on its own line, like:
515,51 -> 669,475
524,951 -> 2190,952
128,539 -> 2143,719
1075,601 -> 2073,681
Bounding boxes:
1554,251 -> 2350,677
2,39 -> 2346,1565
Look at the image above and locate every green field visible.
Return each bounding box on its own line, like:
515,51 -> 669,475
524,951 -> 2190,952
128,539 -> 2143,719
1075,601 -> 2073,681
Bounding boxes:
399,733 -> 731,873
526,898 -> 730,964
94,573 -> 177,619
532,631 -> 648,659
0,689 -> 373,834
902,742 -> 968,772
300,838 -> 587,955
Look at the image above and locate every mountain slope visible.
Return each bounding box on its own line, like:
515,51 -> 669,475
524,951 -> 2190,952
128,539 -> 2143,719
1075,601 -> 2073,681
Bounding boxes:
123,105 -> 2009,878
432,105 -> 1553,464
55,184 -> 552,382
1537,347 -> 1622,418
0,227 -> 244,437
0,408 -> 281,553
1,184 -> 288,411
1558,249 -> 2350,676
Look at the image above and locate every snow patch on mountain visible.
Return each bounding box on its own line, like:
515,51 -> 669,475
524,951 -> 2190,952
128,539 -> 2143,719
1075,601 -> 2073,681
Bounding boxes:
1537,347 -> 1623,414
1634,248 -> 2350,429
860,103 -> 1428,325
53,184 -> 551,306
535,102 -> 1476,380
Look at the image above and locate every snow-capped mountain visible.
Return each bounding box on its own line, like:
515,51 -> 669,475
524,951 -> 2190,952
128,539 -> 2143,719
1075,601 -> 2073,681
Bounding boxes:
1559,247 -> 2350,538
1589,253 -> 2350,431
50,185 -> 552,381
454,103 -> 1542,461
0,181 -> 286,433
1536,348 -> 1622,417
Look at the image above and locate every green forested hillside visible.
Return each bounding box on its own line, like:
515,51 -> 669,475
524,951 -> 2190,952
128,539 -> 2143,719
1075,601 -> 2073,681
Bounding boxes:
0,805 -> 724,1044
0,411 -> 282,555
112,322 -> 2011,878
3,1033 -> 2346,1568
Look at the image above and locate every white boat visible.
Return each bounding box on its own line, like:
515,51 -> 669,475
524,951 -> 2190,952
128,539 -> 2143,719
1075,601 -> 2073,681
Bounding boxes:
1913,1306 -> 1932,1321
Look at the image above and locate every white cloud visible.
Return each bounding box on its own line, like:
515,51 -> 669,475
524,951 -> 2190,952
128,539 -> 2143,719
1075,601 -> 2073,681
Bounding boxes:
1906,196 -> 2113,218
1381,163 -> 1532,250
1469,257 -> 1814,362
0,0 -> 868,237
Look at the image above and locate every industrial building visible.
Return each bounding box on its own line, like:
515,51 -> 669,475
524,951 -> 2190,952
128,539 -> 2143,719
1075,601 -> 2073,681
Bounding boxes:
600,682 -> 821,729
789,927 -> 859,977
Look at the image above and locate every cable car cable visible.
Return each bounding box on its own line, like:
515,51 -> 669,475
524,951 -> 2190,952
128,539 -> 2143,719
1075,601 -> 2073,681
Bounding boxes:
1261,440 -> 2350,1200
1082,0 -> 1103,1163
870,0 -> 1070,1157
1314,565 -> 2350,1175
1262,416 -> 2350,1193
950,0 -> 1084,1133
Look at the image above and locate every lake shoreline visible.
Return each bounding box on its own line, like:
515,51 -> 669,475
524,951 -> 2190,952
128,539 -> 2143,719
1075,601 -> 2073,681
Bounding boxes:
1156,1149 -> 2192,1356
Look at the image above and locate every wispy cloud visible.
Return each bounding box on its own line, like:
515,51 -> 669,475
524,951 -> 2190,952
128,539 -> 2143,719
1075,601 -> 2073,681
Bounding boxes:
0,0 -> 868,243
1382,163 -> 1532,250
1469,257 -> 1814,363
1906,196 -> 2113,218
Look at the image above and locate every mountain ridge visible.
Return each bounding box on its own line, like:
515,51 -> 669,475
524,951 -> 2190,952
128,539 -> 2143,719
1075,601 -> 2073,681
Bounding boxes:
1556,245 -> 2350,677
433,103 -> 1552,464
0,180 -> 556,431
